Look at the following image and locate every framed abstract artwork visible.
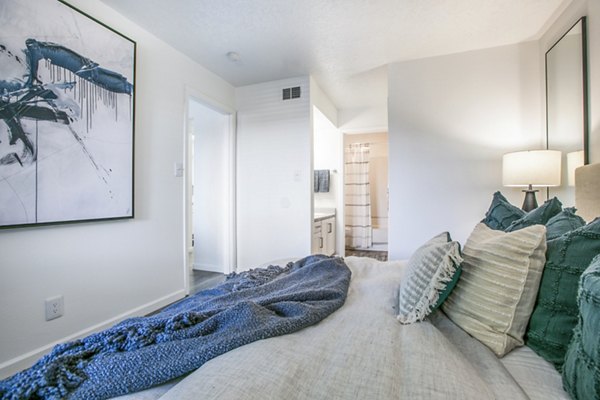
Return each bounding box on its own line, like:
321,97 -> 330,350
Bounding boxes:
0,0 -> 136,228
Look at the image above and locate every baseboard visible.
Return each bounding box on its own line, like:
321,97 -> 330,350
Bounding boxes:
0,289 -> 186,379
193,262 -> 222,273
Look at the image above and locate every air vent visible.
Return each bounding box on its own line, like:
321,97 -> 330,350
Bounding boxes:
282,86 -> 301,100
291,86 -> 301,98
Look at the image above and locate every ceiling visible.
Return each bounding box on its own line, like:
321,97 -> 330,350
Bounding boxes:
100,0 -> 570,111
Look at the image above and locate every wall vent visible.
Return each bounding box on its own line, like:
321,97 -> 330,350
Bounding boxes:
282,86 -> 301,100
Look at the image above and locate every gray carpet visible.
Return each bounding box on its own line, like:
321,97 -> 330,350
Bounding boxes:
191,270 -> 225,294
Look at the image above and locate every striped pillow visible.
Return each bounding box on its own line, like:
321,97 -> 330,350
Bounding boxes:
397,233 -> 463,324
442,223 -> 546,356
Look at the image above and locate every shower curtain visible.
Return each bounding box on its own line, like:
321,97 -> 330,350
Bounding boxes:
344,143 -> 372,249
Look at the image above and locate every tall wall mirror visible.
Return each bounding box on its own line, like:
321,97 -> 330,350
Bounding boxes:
546,16 -> 589,206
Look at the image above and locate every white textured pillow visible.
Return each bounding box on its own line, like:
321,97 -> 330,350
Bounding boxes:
397,232 -> 463,324
442,223 -> 547,356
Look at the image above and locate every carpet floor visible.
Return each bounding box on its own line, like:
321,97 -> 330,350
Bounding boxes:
190,270 -> 225,294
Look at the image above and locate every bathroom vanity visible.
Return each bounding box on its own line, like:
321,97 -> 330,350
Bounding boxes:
312,211 -> 336,256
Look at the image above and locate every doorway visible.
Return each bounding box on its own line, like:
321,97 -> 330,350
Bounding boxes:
343,132 -> 389,261
184,93 -> 236,294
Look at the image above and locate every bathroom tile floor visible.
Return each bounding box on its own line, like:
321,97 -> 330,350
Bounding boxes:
344,249 -> 388,261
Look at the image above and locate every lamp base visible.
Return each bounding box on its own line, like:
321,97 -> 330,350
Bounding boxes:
522,186 -> 539,212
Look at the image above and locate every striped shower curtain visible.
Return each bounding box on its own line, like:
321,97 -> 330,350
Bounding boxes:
344,143 -> 372,249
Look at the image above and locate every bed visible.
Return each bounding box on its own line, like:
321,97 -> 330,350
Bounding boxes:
111,164 -> 600,400
115,257 -> 568,400
2,164 -> 599,400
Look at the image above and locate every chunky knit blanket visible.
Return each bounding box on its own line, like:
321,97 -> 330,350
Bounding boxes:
0,255 -> 351,400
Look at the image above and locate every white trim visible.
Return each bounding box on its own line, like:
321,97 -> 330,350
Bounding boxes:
183,87 -> 237,282
0,290 -> 185,379
228,114 -> 237,273
342,126 -> 388,135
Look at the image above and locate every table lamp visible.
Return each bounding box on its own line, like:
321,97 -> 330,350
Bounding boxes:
503,150 -> 561,211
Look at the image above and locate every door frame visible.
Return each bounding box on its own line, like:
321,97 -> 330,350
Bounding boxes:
183,88 -> 236,294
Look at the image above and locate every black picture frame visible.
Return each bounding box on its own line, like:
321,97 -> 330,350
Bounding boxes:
0,0 -> 136,229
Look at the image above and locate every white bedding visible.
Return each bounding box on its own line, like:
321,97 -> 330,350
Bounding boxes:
501,346 -> 570,400
115,256 -> 569,400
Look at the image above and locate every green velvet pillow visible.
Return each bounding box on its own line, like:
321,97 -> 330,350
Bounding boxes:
482,191 -> 525,230
562,254 -> 600,400
505,197 -> 562,232
526,217 -> 600,370
546,207 -> 586,241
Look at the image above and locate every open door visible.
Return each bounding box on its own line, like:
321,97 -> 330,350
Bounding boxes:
184,91 -> 236,294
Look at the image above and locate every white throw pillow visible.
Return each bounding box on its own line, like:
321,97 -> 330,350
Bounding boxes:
442,223 -> 547,356
397,232 -> 463,324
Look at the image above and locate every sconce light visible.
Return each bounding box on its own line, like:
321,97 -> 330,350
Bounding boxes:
567,150 -> 584,186
503,150 -> 562,211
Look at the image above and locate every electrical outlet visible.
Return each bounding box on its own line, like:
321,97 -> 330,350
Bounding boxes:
45,295 -> 64,321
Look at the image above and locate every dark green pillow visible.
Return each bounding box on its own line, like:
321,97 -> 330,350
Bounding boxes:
482,191 -> 525,230
505,197 -> 562,232
562,254 -> 600,400
526,217 -> 600,370
546,207 -> 586,241
432,263 -> 462,310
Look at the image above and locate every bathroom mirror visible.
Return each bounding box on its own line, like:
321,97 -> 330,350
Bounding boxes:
546,17 -> 588,205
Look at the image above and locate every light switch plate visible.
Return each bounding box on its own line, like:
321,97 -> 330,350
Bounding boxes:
174,162 -> 184,177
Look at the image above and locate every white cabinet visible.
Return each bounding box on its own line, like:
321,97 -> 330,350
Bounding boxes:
322,217 -> 335,256
312,216 -> 336,256
312,222 -> 323,254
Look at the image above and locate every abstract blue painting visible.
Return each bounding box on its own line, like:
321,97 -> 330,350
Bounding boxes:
0,0 -> 135,228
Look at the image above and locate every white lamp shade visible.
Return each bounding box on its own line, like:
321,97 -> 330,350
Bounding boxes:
503,150 -> 562,187
567,150 -> 584,186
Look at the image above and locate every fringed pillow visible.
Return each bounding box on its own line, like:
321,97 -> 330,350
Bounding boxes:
562,254 -> 600,399
505,197 -> 562,232
545,207 -> 586,240
482,191 -> 525,230
397,232 -> 462,324
526,217 -> 600,369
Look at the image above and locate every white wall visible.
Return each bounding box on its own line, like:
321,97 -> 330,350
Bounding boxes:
0,0 -> 235,377
388,41 -> 543,259
313,108 -> 341,210
236,77 -> 312,270
311,78 -> 340,212
190,101 -> 229,272
589,0 -> 600,163
310,77 -> 338,128
313,107 -> 344,255
310,78 -> 344,256
339,106 -> 388,134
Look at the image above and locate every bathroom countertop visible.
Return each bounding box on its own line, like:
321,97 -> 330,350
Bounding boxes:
314,212 -> 335,222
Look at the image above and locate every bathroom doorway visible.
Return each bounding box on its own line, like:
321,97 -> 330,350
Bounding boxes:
184,93 -> 236,294
343,132 -> 389,260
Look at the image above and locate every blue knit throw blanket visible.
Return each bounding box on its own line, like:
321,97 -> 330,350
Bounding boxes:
0,255 -> 351,400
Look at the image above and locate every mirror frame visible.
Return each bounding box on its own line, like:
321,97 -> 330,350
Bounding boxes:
545,16 -> 589,165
